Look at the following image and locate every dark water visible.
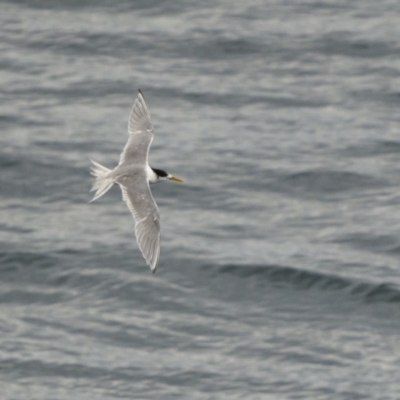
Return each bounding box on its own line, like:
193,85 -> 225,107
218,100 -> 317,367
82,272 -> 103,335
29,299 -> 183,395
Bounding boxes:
1,0 -> 400,398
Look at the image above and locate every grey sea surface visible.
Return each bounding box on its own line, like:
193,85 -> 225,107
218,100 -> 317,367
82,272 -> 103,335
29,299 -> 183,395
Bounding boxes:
1,0 -> 400,399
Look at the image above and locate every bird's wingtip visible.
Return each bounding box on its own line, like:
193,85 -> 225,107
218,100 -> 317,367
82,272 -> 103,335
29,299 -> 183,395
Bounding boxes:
151,261 -> 158,273
138,89 -> 149,103
150,261 -> 158,274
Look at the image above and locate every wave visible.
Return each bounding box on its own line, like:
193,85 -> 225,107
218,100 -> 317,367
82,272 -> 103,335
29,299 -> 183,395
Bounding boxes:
231,168 -> 387,200
0,250 -> 56,271
333,232 -> 400,255
2,249 -> 400,305
211,263 -> 400,304
341,140 -> 400,158
275,170 -> 386,194
0,148 -> 89,203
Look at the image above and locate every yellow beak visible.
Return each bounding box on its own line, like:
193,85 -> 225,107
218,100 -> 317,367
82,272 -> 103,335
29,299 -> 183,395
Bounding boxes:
168,175 -> 184,183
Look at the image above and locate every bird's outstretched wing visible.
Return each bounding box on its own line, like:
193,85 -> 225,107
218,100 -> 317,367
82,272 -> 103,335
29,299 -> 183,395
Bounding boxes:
120,174 -> 161,273
119,90 -> 154,167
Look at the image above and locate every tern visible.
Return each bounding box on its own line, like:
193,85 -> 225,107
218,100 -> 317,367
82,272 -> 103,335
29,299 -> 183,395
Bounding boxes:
90,90 -> 184,273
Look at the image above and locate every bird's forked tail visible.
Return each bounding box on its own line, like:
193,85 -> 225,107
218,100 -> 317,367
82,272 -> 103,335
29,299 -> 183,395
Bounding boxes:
89,160 -> 114,202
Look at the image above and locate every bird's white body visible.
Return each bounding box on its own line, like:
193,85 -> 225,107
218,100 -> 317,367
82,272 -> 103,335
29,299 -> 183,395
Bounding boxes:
146,165 -> 159,183
90,90 -> 183,273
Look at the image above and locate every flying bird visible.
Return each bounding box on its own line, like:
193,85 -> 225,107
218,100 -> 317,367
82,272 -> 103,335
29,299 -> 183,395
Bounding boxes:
90,90 -> 184,273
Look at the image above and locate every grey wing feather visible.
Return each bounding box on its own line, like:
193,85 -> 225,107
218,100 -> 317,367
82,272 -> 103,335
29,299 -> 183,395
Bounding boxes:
119,90 -> 154,166
120,176 -> 161,272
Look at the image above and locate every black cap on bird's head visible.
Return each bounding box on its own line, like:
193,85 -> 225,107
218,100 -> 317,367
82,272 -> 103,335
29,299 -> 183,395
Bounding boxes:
151,168 -> 184,183
151,168 -> 168,178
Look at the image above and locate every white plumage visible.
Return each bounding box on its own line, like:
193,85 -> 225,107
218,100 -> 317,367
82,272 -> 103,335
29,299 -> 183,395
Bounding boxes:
90,90 -> 183,273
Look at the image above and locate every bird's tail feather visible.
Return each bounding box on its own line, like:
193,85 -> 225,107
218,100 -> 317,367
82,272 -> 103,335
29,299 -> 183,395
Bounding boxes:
89,159 -> 114,202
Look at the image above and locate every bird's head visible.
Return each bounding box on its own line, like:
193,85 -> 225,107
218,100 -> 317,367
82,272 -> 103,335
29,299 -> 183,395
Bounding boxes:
151,168 -> 184,183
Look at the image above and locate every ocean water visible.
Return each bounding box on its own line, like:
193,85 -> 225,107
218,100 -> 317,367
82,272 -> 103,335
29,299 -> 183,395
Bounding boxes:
1,0 -> 400,399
